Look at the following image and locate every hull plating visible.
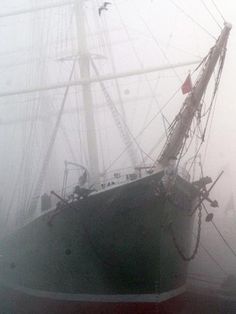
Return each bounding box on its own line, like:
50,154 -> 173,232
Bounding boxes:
0,172 -> 197,312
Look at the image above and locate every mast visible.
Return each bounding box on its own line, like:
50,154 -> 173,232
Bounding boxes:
74,0 -> 100,183
158,23 -> 231,167
0,60 -> 200,98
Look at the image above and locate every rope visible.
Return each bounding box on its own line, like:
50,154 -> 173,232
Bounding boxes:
91,58 -> 146,165
104,87 -> 180,172
203,203 -> 236,259
202,51 -> 225,141
211,0 -> 226,22
175,133 -> 189,172
187,143 -> 204,173
168,0 -> 217,39
188,275 -> 222,285
114,0 -> 173,135
170,205 -> 202,261
197,238 -> 227,275
28,59 -> 77,215
134,8 -> 182,84
188,47 -> 226,172
203,48 -> 226,164
200,0 -> 222,29
161,114 -> 169,138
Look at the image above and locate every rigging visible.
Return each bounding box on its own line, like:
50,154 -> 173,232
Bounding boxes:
168,0 -> 217,40
28,60 -> 77,216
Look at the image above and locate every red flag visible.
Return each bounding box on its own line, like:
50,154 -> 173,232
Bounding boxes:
181,74 -> 192,95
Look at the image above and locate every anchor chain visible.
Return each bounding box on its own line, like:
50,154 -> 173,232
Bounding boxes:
170,205 -> 202,261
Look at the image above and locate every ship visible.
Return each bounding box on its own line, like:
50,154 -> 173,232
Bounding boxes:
0,1 -> 231,313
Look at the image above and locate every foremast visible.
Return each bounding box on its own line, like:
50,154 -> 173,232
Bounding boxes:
74,0 -> 100,184
158,23 -> 231,167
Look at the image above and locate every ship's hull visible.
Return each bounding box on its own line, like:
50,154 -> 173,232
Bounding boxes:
0,171 -> 197,313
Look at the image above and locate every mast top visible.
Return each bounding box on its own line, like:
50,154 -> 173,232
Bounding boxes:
224,22 -> 232,30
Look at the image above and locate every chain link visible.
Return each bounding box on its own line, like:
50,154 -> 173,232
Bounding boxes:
170,205 -> 202,261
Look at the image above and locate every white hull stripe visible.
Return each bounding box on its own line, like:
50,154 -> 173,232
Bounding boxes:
1,283 -> 186,303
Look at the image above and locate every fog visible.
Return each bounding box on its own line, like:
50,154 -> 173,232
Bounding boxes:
0,0 -> 236,309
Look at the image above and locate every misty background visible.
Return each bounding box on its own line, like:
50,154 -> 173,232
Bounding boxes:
0,0 -> 236,285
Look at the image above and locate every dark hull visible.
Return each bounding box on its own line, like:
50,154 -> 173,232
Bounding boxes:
0,171 -> 197,313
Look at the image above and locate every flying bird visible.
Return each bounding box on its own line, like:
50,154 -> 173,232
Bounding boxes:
98,2 -> 112,16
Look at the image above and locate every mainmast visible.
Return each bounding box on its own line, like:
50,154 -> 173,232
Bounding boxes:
158,23 -> 231,167
74,0 -> 100,183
